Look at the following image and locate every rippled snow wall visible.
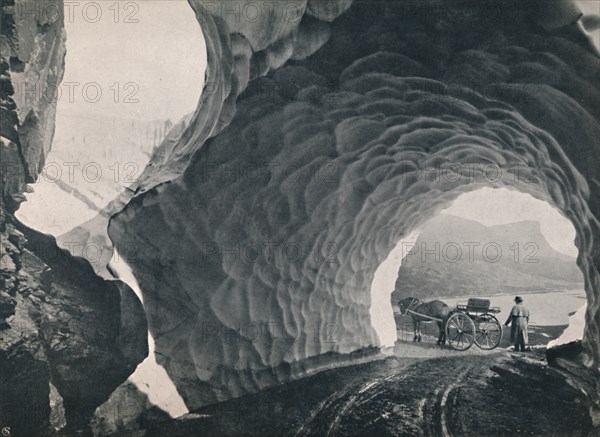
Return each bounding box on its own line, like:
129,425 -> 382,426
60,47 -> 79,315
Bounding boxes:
107,0 -> 600,408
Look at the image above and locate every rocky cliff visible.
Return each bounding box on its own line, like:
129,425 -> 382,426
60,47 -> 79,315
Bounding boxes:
1,0 -> 66,212
1,1 -> 148,433
105,0 -> 600,410
1,214 -> 148,434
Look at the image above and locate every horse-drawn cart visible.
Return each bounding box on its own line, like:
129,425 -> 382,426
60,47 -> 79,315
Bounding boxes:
445,298 -> 503,351
402,297 -> 503,351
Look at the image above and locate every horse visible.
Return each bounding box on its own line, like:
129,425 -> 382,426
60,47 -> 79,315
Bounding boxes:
398,297 -> 450,345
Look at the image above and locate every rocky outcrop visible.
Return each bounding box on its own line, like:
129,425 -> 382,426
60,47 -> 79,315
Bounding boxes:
1,0 -> 66,212
107,0 -> 600,409
1,213 -> 148,433
546,342 -> 600,427
1,0 -> 148,433
90,381 -> 171,436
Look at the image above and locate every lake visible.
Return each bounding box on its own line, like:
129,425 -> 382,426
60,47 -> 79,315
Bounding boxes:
438,289 -> 587,326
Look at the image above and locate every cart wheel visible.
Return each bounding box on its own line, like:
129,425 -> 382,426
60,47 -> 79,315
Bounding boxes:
474,314 -> 503,350
445,313 -> 476,351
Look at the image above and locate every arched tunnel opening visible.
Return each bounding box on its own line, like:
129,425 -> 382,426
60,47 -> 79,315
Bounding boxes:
371,186 -> 586,354
2,0 -> 600,435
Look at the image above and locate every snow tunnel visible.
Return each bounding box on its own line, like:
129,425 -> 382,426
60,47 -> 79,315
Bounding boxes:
99,0 -> 600,409
6,0 -> 598,417
0,0 -> 600,430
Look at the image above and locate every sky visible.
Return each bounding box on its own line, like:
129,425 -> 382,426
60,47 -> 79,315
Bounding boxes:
577,1 -> 600,52
442,187 -> 578,257
56,0 -> 206,123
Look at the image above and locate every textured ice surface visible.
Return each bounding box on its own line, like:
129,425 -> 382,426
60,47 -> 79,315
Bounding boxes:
103,0 -> 600,407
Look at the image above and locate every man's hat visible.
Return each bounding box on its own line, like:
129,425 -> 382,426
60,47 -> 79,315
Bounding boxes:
515,296 -> 523,303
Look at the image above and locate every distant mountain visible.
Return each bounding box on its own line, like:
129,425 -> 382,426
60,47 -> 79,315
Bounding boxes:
53,112 -> 172,164
46,112 -> 173,208
392,214 -> 584,304
17,113 -> 175,236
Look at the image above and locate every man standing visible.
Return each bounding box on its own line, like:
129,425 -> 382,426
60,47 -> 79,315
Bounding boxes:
505,296 -> 530,352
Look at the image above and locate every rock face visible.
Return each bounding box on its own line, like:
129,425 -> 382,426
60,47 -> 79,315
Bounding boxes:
1,1 -> 148,433
107,0 -> 600,409
90,381 -> 171,435
0,213 -> 149,434
1,0 -> 66,212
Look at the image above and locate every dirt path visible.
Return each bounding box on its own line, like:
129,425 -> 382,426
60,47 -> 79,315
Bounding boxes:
146,344 -> 594,437
294,360 -> 416,437
292,355 -> 481,437
291,350 -> 591,437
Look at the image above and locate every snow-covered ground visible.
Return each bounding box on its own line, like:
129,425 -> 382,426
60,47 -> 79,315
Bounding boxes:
109,250 -> 188,417
547,303 -> 587,349
16,178 -> 99,236
370,230 -> 422,348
